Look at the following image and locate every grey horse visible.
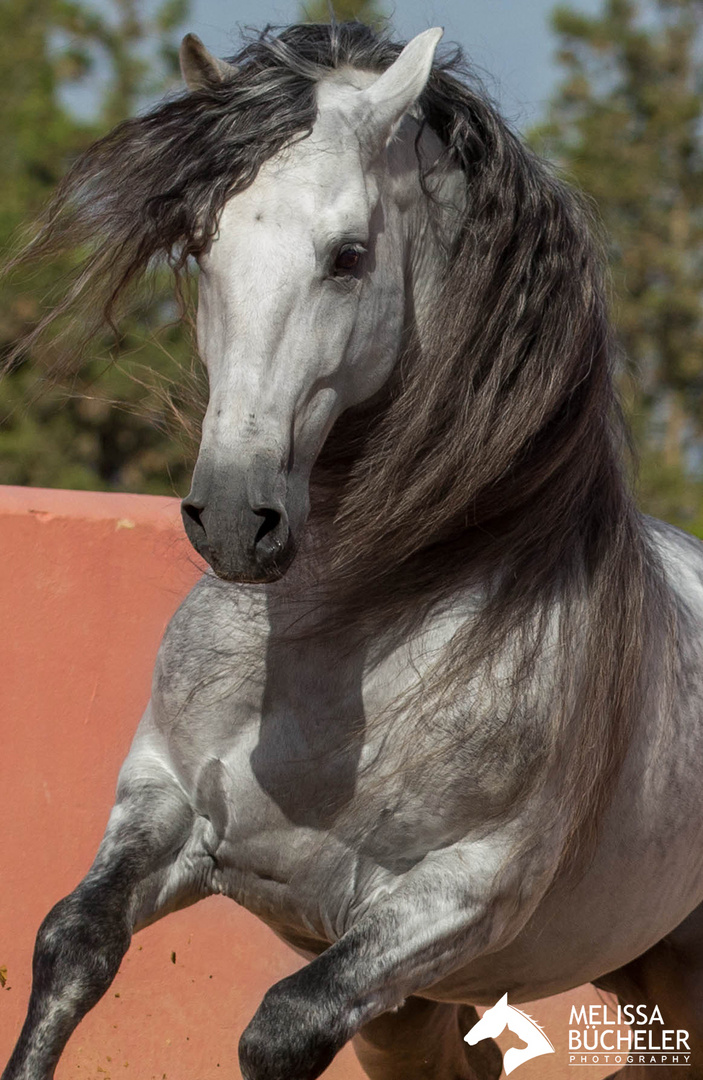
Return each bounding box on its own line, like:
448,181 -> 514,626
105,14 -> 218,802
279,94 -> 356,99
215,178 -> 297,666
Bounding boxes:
4,20 -> 703,1080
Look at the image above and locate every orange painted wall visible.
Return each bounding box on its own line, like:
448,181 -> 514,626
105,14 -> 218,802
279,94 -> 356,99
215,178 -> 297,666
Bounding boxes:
0,485 -> 618,1079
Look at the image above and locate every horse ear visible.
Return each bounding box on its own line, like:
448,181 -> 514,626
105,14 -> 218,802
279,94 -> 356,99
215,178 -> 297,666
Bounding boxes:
497,992 -> 509,1007
179,34 -> 237,91
356,27 -> 443,153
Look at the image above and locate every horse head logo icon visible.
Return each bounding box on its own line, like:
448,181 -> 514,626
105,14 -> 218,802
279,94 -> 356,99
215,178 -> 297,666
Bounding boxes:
465,993 -> 555,1075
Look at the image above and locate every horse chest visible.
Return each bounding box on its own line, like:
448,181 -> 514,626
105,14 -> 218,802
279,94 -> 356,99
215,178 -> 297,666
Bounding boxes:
159,699 -> 479,943
148,574 -> 613,953
147,581 -> 507,938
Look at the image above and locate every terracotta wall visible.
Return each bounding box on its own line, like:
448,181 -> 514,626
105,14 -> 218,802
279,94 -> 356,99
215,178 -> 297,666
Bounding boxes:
0,485 -> 614,1079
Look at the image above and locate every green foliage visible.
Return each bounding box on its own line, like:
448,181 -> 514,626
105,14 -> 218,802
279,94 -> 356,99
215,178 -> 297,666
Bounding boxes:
0,0 -> 198,495
533,0 -> 703,534
299,0 -> 387,31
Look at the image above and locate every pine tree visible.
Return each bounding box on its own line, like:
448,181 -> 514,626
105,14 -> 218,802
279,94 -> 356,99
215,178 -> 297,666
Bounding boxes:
0,0 -> 199,494
533,0 -> 703,532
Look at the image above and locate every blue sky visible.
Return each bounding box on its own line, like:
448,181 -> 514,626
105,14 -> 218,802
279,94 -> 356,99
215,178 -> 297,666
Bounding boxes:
184,0 -> 604,130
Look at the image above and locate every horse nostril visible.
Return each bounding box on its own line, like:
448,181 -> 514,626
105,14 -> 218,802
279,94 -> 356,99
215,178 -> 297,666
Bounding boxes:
182,501 -> 204,530
253,508 -> 282,547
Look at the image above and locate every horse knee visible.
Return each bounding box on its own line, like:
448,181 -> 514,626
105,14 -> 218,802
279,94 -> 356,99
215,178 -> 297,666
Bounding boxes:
32,884 -> 131,1009
2,884 -> 134,1080
3,778 -> 197,1080
239,973 -> 352,1080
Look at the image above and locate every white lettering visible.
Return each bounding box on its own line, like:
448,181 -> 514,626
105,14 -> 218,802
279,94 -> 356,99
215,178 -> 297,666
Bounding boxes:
583,1030 -> 599,1051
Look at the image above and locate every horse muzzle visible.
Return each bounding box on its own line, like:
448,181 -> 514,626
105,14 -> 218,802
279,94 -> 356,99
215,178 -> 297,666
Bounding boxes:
181,475 -> 298,584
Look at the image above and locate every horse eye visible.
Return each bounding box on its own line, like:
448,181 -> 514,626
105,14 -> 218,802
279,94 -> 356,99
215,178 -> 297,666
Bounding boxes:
333,245 -> 364,276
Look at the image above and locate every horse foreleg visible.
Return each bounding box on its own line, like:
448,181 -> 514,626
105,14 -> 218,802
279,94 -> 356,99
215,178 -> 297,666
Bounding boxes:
2,777 -> 195,1080
237,833 -> 558,1080
352,997 -> 502,1080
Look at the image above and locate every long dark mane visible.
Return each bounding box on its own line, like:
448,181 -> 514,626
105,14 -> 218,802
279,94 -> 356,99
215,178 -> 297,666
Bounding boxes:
3,21 -> 675,868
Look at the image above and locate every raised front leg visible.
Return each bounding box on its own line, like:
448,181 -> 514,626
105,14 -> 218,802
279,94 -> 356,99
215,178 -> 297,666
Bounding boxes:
238,830 -> 559,1080
2,775 -> 195,1080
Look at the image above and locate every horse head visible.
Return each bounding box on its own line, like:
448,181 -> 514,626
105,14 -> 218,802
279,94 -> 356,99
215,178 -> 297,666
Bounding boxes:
178,28 -> 459,583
